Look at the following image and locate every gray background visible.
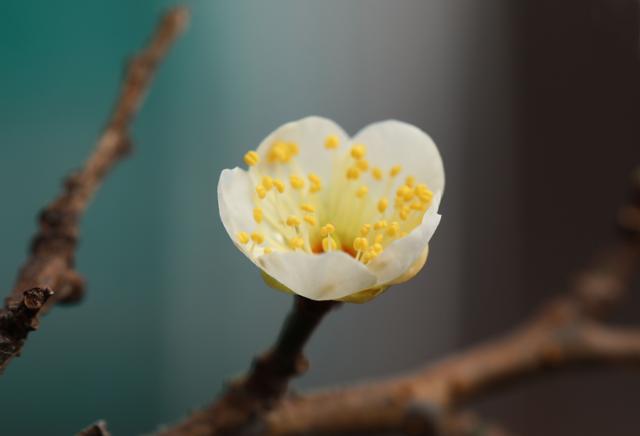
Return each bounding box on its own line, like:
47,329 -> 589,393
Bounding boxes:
0,1 -> 637,434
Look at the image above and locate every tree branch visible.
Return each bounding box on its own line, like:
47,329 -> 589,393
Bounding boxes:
0,7 -> 189,373
160,170 -> 640,435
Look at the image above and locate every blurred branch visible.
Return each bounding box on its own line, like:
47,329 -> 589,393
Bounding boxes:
159,170 -> 640,435
0,7 -> 189,373
77,420 -> 111,436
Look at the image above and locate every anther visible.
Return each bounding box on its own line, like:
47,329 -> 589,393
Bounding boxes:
253,207 -> 263,223
377,198 -> 389,213
300,203 -> 315,213
350,144 -> 366,160
372,167 -> 383,181
290,175 -> 305,190
321,223 -> 335,236
243,151 -> 260,166
390,165 -> 402,177
286,215 -> 302,227
237,232 -> 250,244
251,232 -> 264,244
322,236 -> 337,252
303,215 -> 317,226
256,185 -> 267,199
261,176 -> 274,191
273,179 -> 286,193
346,167 -> 360,180
325,135 -> 340,149
356,186 -> 369,198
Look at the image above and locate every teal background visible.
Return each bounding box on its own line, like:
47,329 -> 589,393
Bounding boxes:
1,1 -> 638,436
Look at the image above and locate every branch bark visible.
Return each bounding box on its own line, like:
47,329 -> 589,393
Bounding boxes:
160,171 -> 640,435
0,7 -> 189,373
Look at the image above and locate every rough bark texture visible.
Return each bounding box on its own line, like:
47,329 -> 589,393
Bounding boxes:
0,7 -> 189,373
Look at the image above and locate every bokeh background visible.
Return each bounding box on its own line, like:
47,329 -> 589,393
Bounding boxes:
1,1 -> 638,435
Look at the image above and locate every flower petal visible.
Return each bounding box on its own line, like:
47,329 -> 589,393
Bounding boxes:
254,116 -> 350,180
218,167 -> 260,263
258,250 -> 378,301
366,206 -> 441,286
352,120 -> 445,194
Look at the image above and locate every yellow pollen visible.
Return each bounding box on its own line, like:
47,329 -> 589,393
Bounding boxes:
256,185 -> 267,199
346,167 -> 360,180
350,144 -> 366,160
324,134 -> 340,149
374,220 -> 388,230
372,167 -> 383,181
410,201 -> 425,211
405,176 -> 415,187
360,224 -> 371,236
372,243 -> 384,255
356,159 -> 369,171
320,223 -> 335,236
322,236 -> 337,252
261,175 -> 274,191
390,165 -> 402,177
374,233 -> 384,244
263,247 -> 273,255
253,207 -> 263,223
308,173 -> 321,185
356,186 -> 369,198
273,179 -> 286,193
268,141 -> 288,163
243,151 -> 260,166
237,231 -> 250,244
362,251 -> 373,263
397,185 -> 411,198
289,236 -> 305,250
377,198 -> 389,213
286,215 -> 301,227
300,203 -> 315,213
290,175 -> 305,190
399,205 -> 410,220
387,221 -> 400,237
310,182 -> 322,193
287,142 -> 299,157
303,215 -> 317,226
251,232 -> 264,244
353,237 -> 369,251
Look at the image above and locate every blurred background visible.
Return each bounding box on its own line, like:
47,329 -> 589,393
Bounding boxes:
0,0 -> 638,434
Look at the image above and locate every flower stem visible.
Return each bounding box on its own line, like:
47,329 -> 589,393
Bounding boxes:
243,296 -> 339,402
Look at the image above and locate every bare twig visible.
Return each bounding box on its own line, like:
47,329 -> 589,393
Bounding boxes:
160,171 -> 640,435
161,296 -> 338,435
77,420 -> 111,436
0,7 -> 189,373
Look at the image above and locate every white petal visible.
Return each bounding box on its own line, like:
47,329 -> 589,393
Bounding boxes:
217,167 -> 259,264
352,120 -> 445,194
366,205 -> 442,286
254,116 -> 349,180
258,251 -> 378,301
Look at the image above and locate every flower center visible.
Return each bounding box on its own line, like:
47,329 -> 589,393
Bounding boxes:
237,136 -> 434,264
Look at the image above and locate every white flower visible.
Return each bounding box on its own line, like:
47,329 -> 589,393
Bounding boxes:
218,117 -> 444,303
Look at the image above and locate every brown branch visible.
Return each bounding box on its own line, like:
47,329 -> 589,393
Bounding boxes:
160,296 -> 338,435
77,420 -> 111,436
160,170 -> 640,435
0,7 -> 189,373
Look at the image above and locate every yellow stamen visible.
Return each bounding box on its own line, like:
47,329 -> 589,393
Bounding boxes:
237,231 -> 250,244
372,167 -> 383,181
374,233 -> 384,244
287,142 -> 299,157
377,198 -> 388,213
243,151 -> 260,166
325,135 -> 340,149
286,215 -> 301,227
353,237 -> 369,251
387,221 -> 400,237
356,186 -> 369,198
261,176 -> 274,191
273,179 -> 286,193
264,247 -> 273,255
390,165 -> 402,177
253,207 -> 263,223
374,220 -> 388,230
346,167 -> 360,180
356,159 -> 369,171
303,215 -> 317,226
399,205 -> 410,220
350,144 -> 366,160
372,243 -> 384,255
360,224 -> 371,236
300,203 -> 315,213
256,185 -> 267,199
289,236 -> 305,249
251,232 -> 264,244
322,236 -> 337,252
405,176 -> 415,187
321,223 -> 335,236
290,175 -> 305,190
308,173 -> 321,185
